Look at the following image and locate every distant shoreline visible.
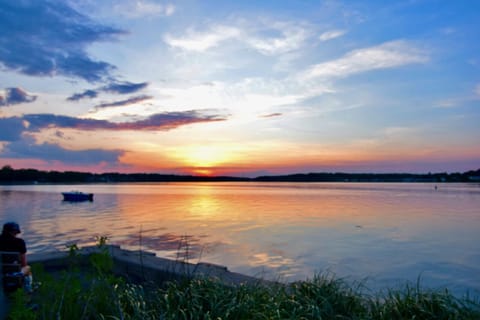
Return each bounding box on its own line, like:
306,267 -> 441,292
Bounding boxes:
1,166 -> 479,183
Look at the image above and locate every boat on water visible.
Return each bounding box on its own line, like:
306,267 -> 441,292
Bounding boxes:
62,191 -> 94,202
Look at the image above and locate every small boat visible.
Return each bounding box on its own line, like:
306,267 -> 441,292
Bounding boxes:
62,191 -> 94,202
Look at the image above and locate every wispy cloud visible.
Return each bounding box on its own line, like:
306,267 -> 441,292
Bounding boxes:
67,89 -> 98,101
245,22 -> 309,55
0,0 -> 124,82
383,126 -> 416,138
92,95 -> 153,110
260,113 -> 283,118
164,21 -> 308,55
67,82 -> 149,101
435,99 -> 458,108
301,40 -> 428,80
113,1 -> 175,18
23,110 -> 227,131
102,81 -> 149,94
435,83 -> 480,108
0,88 -> 37,106
164,25 -> 241,52
475,84 -> 480,97
319,29 -> 347,41
123,111 -> 227,130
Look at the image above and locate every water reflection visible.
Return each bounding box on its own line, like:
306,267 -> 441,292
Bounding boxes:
117,233 -> 206,260
0,183 -> 479,295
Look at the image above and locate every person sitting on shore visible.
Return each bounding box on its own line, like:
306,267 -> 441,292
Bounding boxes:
0,222 -> 33,293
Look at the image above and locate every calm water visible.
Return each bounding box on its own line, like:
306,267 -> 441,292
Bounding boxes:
1,182 -> 479,295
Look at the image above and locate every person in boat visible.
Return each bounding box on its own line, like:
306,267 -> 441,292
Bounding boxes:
0,222 -> 33,292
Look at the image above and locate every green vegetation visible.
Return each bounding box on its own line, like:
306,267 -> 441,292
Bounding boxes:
6,242 -> 480,319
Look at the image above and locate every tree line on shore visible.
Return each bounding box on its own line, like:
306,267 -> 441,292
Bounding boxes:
1,165 -> 479,183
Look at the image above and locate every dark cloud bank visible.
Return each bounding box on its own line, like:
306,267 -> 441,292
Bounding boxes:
2,137 -> 123,165
23,111 -> 226,131
0,117 -> 25,141
0,116 -> 124,166
0,0 -> 125,82
1,110 -> 226,141
1,2 -> 151,106
0,88 -> 37,106
0,111 -> 227,166
0,1 -> 225,168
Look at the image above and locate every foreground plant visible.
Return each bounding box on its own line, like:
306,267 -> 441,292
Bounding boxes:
370,285 -> 480,320
7,241 -> 480,320
156,275 -> 370,320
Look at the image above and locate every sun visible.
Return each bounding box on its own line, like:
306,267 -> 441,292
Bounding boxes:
192,168 -> 215,176
178,145 -> 233,171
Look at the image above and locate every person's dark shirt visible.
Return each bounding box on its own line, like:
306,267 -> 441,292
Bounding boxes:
0,233 -> 26,272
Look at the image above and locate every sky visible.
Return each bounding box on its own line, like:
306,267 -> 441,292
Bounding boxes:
0,0 -> 479,177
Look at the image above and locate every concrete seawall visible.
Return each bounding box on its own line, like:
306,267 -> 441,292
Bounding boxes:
29,245 -> 266,286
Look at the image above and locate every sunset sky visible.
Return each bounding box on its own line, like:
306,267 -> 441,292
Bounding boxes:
1,0 -> 479,177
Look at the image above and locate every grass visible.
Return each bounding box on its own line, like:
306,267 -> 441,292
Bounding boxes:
6,241 -> 480,320
369,285 -> 480,320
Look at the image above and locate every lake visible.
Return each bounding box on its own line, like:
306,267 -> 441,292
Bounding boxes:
1,182 -> 479,296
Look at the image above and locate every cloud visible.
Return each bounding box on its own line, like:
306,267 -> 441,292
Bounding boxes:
435,99 -> 458,108
0,88 -> 37,106
126,111 -> 227,130
1,137 -> 123,165
0,117 -> 25,141
164,25 -> 241,52
319,29 -> 347,41
112,1 -> 175,18
164,4 -> 175,16
245,22 -> 309,55
102,81 -> 149,94
0,0 -> 125,82
92,95 -> 153,110
475,84 -> 480,97
23,110 -> 227,131
67,81 -> 149,101
67,89 -> 98,101
260,113 -> 283,118
301,40 -> 428,80
435,83 -> 480,108
164,21 -> 308,55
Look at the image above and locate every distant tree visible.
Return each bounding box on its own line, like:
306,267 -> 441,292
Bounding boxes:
1,165 -> 13,171
0,165 -> 14,181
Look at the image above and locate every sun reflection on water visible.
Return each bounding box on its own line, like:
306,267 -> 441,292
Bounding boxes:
0,182 -> 479,294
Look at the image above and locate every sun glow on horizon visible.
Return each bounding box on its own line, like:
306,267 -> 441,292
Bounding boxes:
177,145 -> 234,170
192,168 -> 215,176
